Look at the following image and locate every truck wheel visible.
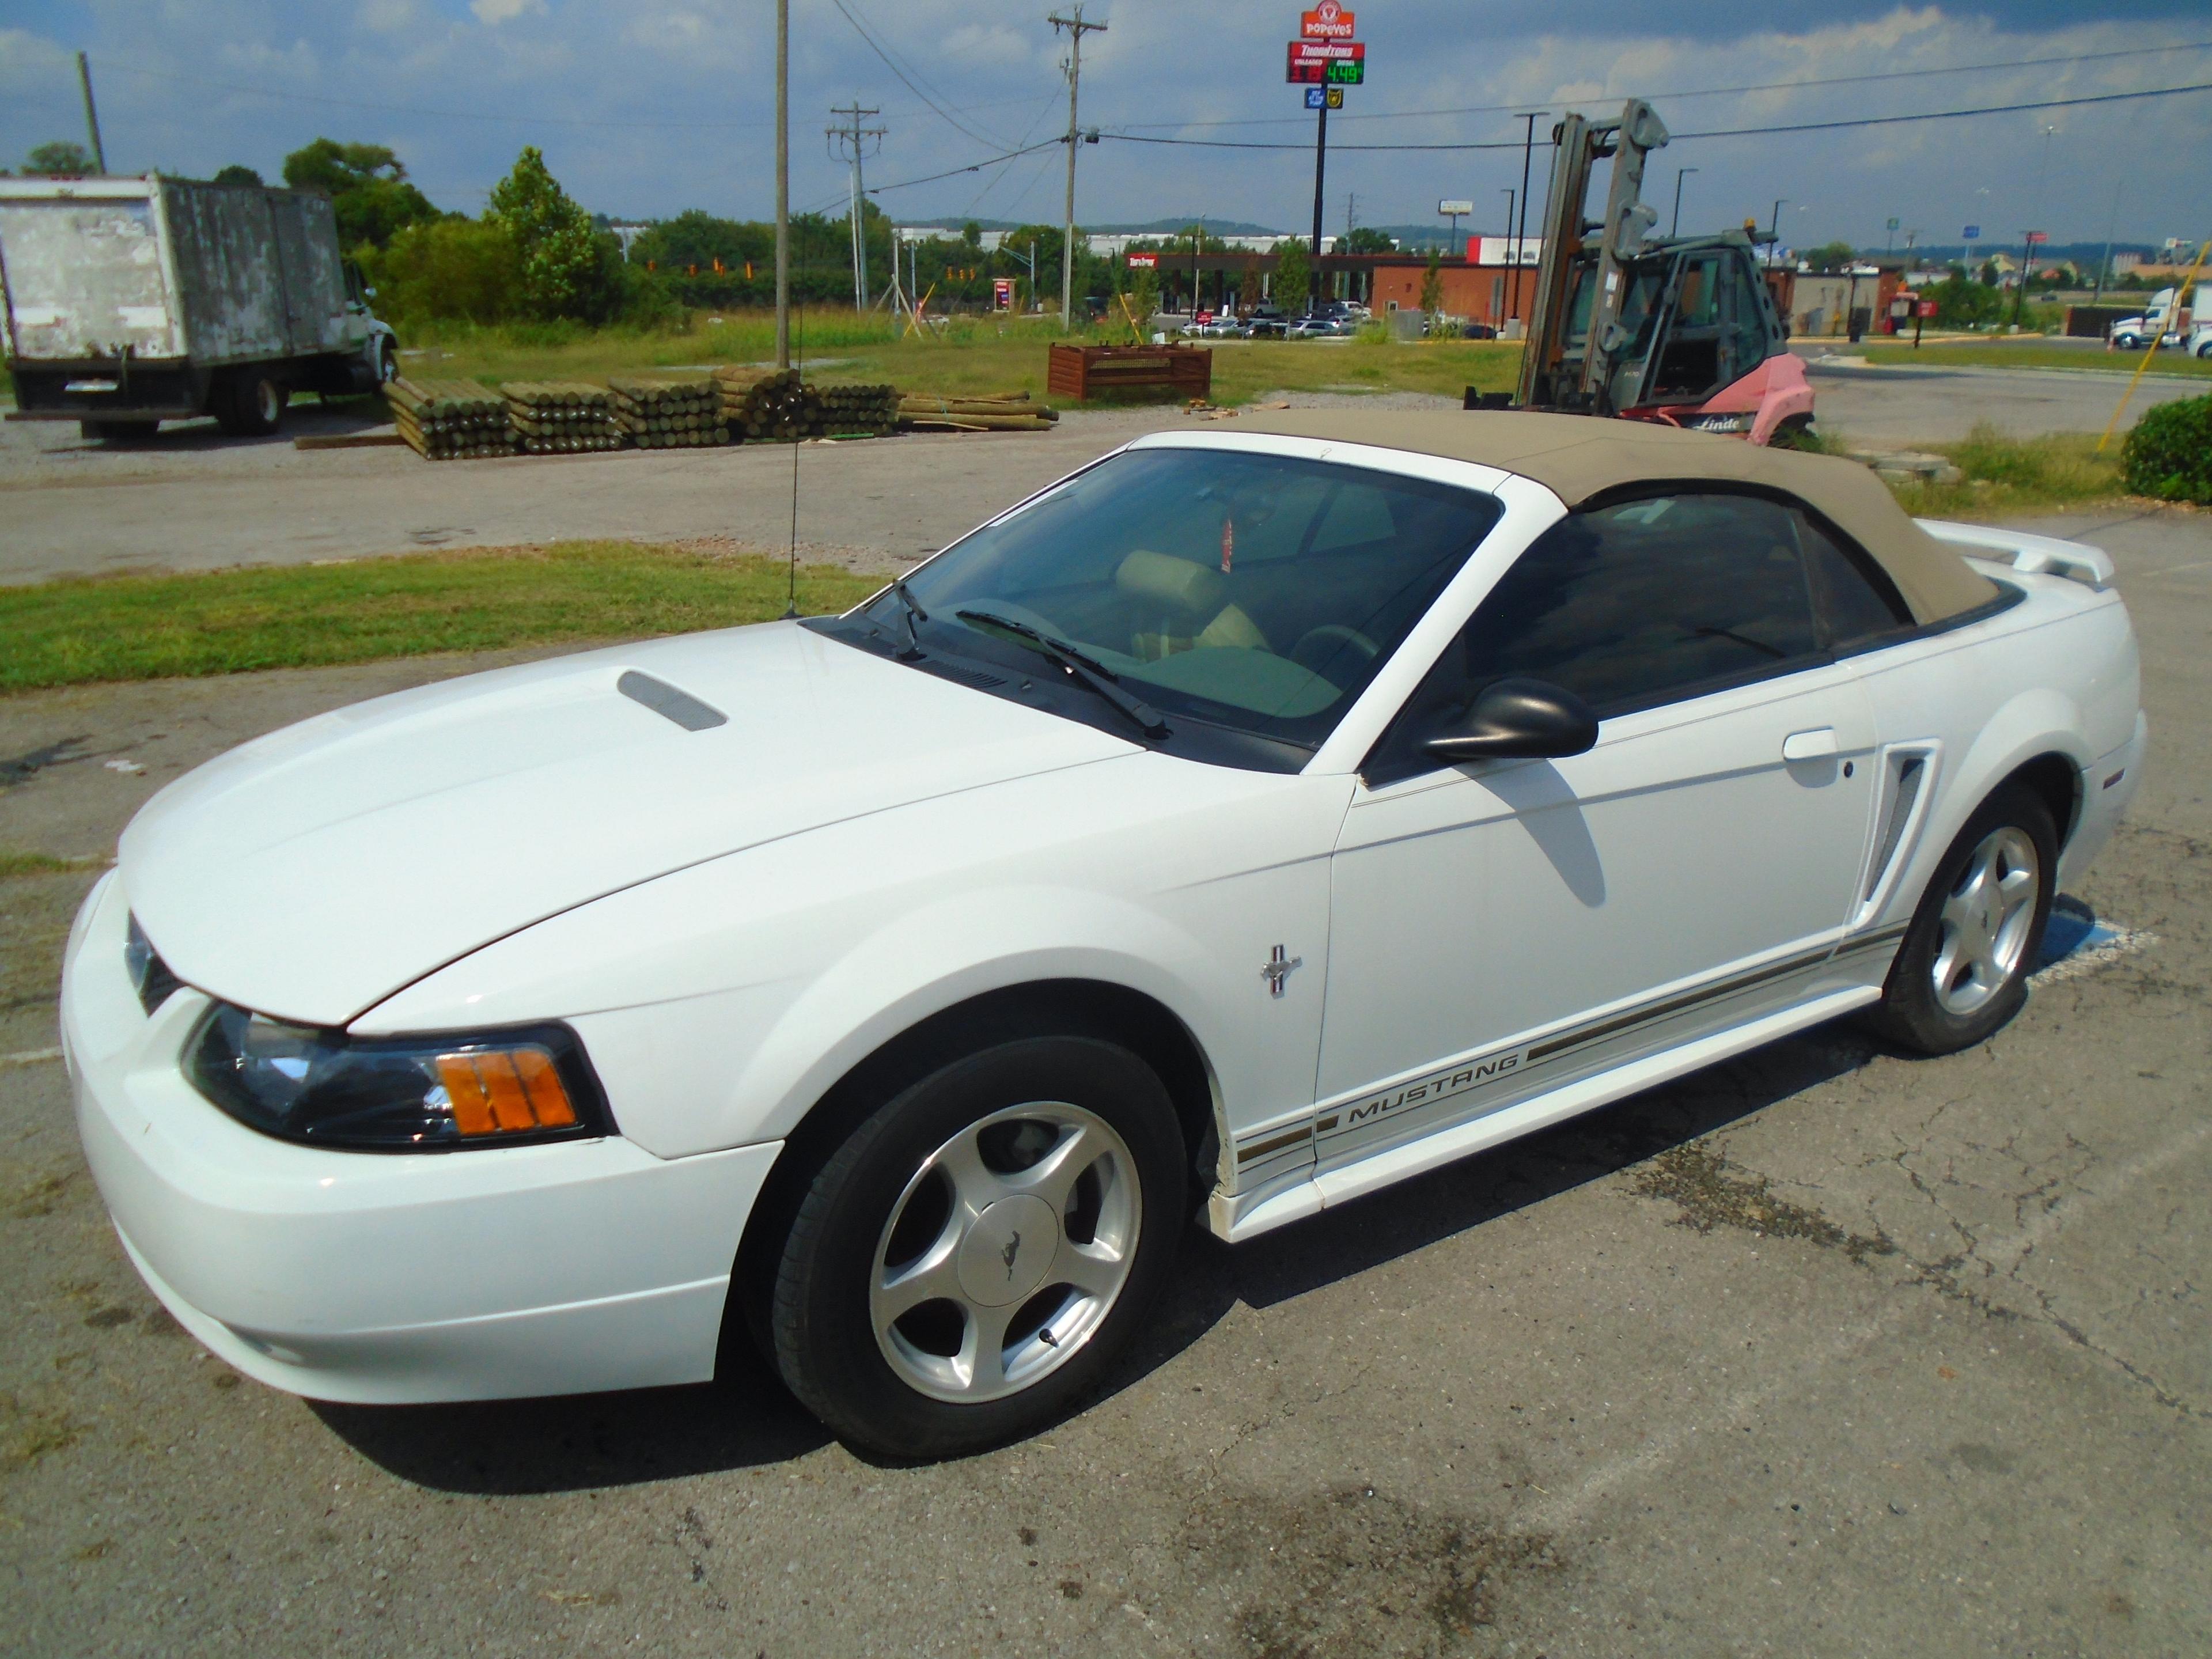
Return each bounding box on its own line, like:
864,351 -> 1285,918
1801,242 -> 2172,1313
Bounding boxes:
373,338 -> 399,384
218,372 -> 287,437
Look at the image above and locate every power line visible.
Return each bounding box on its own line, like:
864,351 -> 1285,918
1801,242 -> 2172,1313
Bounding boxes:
87,56 -> 1047,135
1099,80 -> 2212,153
827,0 -> 1014,151
1105,36 -> 2212,131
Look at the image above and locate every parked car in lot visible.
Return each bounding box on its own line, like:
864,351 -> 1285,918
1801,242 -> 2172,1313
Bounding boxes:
1244,305 -> 1291,338
1287,315 -> 1354,338
66,411 -> 2143,1459
1191,313 -> 1248,339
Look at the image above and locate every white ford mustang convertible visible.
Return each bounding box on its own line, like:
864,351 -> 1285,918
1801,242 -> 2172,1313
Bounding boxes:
62,411 -> 2145,1457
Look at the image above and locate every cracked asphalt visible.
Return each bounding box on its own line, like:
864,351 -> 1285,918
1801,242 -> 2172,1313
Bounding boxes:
1,495 -> 2206,1654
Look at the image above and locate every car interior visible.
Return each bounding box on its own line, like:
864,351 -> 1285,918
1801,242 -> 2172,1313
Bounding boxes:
907,450 -> 1504,741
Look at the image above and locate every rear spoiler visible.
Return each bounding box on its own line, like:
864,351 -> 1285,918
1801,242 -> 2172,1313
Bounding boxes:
1916,519 -> 2113,590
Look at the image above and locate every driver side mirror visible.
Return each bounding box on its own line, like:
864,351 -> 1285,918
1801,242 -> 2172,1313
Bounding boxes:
1423,677 -> 1599,763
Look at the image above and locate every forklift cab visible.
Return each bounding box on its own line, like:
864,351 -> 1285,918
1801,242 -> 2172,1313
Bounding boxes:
1559,233 -> 1787,415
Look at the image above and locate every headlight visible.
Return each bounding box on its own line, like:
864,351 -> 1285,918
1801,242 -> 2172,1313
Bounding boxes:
186,1002 -> 611,1152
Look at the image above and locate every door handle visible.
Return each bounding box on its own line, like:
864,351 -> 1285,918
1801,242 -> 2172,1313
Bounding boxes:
1782,727 -> 1839,762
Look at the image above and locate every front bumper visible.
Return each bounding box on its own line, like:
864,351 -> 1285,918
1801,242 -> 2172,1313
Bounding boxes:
61,870 -> 779,1404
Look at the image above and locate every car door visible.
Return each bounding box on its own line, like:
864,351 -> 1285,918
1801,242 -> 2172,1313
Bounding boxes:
1316,489 -> 1882,1168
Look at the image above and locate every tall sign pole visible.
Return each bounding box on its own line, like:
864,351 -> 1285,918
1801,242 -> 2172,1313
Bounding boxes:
1050,6 -> 1107,331
1288,3 -> 1361,304
775,0 -> 790,369
1512,112 -> 1539,329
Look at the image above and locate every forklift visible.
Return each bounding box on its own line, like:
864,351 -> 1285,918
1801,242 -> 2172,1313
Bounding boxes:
1476,100 -> 1815,446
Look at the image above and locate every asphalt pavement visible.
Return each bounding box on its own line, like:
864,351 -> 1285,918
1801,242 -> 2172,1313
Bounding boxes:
1,361 -> 2203,585
0,382 -> 2206,1654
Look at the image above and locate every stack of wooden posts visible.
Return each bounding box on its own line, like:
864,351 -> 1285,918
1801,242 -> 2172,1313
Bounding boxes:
609,377 -> 728,448
385,377 -> 514,460
810,383 -> 900,437
501,382 -> 625,454
896,391 -> 1058,434
713,366 -> 813,441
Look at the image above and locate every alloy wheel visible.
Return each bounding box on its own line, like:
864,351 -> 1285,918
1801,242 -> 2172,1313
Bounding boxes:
869,1101 -> 1140,1404
1931,825 -> 2040,1016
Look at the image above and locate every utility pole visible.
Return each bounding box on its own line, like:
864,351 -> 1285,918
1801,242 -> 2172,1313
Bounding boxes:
1671,166 -> 1697,237
1511,112 -> 1540,331
1050,6 -> 1107,331
1769,198 -> 1786,270
76,51 -> 107,174
827,102 -> 886,311
775,0 -> 789,368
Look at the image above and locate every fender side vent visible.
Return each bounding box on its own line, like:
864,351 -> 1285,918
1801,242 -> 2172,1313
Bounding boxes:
618,671 -> 726,731
1865,755 -> 1925,901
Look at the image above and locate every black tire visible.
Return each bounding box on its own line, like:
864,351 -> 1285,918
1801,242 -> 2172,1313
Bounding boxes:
217,371 -> 287,437
1866,782 -> 2058,1055
770,1034 -> 1185,1459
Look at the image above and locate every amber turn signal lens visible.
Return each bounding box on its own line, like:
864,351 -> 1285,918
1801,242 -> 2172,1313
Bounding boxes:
435,1048 -> 579,1137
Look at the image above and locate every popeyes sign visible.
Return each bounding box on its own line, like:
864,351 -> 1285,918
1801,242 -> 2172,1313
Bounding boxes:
1302,2 -> 1354,38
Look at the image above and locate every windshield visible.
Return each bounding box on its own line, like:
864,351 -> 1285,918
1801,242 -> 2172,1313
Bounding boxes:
839,446 -> 1502,763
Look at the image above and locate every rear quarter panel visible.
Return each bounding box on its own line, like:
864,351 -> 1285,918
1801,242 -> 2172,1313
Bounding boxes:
1846,574 -> 2138,917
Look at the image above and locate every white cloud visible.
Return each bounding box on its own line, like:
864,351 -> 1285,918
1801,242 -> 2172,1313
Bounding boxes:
471,0 -> 543,25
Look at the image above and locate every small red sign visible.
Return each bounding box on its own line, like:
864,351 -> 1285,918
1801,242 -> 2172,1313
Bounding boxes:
1288,38 -> 1362,59
1126,252 -> 1158,269
1301,2 -> 1355,39
1918,298 -> 1938,318
2024,230 -> 2048,245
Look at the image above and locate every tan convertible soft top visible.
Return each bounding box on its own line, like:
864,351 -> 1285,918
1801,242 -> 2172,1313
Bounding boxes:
1230,408 -> 1999,624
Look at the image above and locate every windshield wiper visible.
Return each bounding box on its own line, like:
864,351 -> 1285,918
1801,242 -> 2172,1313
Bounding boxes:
955,609 -> 1170,740
876,577 -> 929,660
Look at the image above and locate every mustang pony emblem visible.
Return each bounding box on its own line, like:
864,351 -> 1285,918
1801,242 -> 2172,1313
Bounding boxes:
1001,1232 -> 1022,1279
1262,944 -> 1303,997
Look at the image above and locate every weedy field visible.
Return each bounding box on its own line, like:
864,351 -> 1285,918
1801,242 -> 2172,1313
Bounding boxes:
392,309 -> 1525,407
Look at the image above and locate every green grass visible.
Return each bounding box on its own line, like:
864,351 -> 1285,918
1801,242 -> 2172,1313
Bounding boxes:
1859,339 -> 2212,378
1881,426 -> 2128,518
0,851 -> 99,880
396,308 -> 1524,408
0,543 -> 883,693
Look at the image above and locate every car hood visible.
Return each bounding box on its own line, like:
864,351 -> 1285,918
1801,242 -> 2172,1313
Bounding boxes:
120,622 -> 1134,1026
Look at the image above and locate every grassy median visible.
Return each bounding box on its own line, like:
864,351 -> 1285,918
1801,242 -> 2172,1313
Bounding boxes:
0,543 -> 881,693
1858,339 -> 2212,378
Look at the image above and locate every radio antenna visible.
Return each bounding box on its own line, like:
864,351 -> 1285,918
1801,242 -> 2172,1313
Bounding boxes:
782,296 -> 804,619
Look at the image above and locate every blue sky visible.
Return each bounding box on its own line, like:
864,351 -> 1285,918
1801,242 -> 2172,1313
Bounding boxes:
3,2 -> 2207,250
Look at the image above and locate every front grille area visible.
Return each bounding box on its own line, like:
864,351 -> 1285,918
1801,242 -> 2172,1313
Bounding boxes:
124,914 -> 185,1016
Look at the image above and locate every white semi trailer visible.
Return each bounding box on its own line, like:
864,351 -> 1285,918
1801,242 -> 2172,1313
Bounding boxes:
0,173 -> 397,440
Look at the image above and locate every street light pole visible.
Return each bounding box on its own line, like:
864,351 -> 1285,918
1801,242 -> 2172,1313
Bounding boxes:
1671,166 -> 1696,237
1512,111 -> 1540,329
1768,198 -> 1786,270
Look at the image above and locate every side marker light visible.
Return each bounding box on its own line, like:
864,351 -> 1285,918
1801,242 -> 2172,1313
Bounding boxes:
437,1049 -> 579,1137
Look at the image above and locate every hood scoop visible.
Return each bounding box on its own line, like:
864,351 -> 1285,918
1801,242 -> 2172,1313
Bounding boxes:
618,670 -> 726,731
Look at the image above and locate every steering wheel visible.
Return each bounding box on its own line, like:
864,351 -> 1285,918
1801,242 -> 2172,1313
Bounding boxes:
1290,624 -> 1381,679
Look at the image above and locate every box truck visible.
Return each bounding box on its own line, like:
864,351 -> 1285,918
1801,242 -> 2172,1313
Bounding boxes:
0,173 -> 397,440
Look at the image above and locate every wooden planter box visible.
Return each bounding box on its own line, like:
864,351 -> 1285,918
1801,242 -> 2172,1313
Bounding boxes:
1048,343 -> 1213,402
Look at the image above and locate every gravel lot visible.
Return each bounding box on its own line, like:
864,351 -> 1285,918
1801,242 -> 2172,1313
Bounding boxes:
0,376 -> 2206,1654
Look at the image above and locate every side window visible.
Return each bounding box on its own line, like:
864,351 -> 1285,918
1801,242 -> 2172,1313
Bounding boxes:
1456,493 -> 1817,711
1798,513 -> 1911,647
1369,493 -> 1823,783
